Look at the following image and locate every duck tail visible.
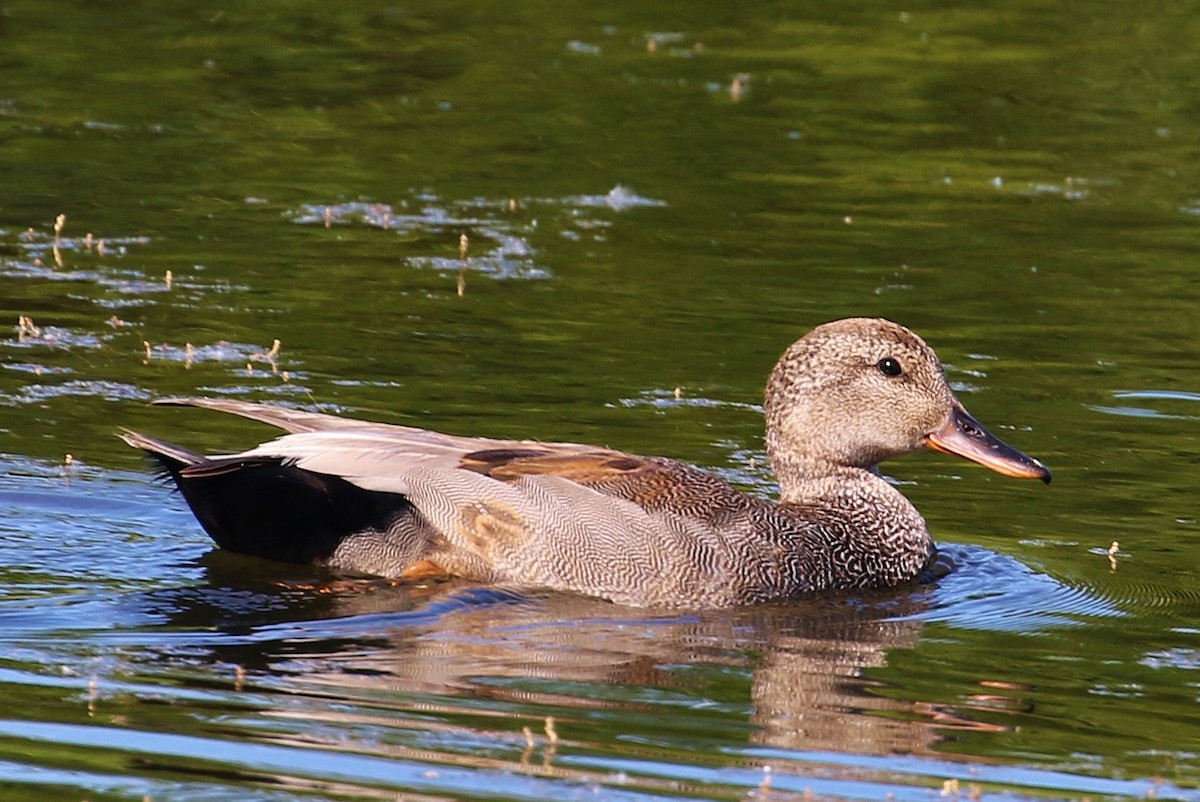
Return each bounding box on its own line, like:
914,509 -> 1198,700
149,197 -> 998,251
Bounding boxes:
119,429 -> 204,485
119,428 -> 420,572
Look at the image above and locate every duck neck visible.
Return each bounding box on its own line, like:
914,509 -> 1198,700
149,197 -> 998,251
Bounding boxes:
771,453 -> 935,586
767,446 -> 873,504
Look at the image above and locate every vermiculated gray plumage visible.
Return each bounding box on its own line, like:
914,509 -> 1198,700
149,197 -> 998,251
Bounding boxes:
121,318 -> 1050,608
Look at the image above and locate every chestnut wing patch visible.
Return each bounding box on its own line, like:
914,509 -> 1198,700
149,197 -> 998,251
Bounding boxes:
457,447 -> 731,519
459,448 -> 647,483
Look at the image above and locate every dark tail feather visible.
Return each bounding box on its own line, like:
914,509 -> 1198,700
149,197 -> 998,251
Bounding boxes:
120,430 -> 204,484
120,429 -> 414,570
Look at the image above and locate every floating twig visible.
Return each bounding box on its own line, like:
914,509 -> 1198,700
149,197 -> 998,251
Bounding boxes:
457,233 -> 470,297
730,73 -> 751,101
249,339 -> 282,372
759,765 -> 772,793
17,315 -> 41,339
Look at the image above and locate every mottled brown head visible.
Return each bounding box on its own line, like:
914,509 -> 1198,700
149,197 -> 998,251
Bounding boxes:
764,318 -> 1050,487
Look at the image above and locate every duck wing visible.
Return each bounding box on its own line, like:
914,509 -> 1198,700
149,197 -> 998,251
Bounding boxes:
239,434 -> 774,606
148,396 -> 596,483
155,396 -> 528,444
128,398 -> 787,606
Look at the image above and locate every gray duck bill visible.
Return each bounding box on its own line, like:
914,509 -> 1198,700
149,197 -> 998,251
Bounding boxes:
926,404 -> 1052,484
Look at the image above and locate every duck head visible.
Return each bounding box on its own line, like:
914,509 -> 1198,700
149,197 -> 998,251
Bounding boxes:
763,318 -> 1051,491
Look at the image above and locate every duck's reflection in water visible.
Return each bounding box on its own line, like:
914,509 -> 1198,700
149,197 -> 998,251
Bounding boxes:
158,562 -> 997,760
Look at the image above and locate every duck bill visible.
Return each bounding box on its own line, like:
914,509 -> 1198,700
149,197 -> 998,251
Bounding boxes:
926,404 -> 1052,483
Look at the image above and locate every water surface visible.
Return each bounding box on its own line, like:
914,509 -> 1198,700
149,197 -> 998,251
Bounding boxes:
2,1 -> 1200,799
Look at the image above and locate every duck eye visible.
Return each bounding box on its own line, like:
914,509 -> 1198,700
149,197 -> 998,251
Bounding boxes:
877,357 -> 903,377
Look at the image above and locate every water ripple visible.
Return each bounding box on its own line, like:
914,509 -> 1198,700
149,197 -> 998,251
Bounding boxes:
910,543 -> 1124,630
0,379 -> 153,406
1089,389 -> 1200,420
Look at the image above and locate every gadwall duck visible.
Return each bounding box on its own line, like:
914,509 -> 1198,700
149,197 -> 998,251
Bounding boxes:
121,318 -> 1050,608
